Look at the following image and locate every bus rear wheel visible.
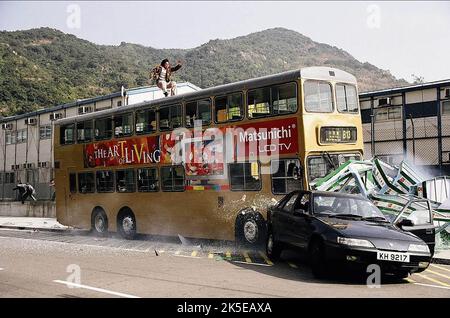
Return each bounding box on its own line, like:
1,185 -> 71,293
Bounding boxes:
91,208 -> 108,236
235,211 -> 266,249
117,209 -> 137,240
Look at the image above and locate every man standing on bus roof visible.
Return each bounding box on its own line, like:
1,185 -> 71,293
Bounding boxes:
153,59 -> 182,97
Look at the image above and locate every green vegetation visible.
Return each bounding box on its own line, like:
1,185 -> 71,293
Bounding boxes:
0,27 -> 408,116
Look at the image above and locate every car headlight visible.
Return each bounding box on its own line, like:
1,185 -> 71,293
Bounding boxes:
408,244 -> 430,253
337,237 -> 375,248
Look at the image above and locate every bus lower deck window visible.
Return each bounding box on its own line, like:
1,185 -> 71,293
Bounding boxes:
96,170 -> 114,192
229,162 -> 261,191
116,169 -> 135,193
271,159 -> 302,194
78,172 -> 95,193
161,166 -> 185,192
137,168 -> 159,192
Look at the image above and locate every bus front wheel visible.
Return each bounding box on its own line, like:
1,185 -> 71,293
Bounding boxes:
117,208 -> 137,240
91,208 -> 108,236
235,210 -> 266,249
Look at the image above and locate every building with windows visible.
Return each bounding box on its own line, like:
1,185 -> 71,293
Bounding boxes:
0,83 -> 200,200
359,79 -> 450,176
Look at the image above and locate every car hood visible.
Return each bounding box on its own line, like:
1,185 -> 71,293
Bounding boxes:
319,217 -> 425,252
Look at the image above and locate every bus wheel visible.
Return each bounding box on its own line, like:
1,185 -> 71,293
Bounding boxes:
117,208 -> 136,240
235,210 -> 266,249
91,208 -> 108,236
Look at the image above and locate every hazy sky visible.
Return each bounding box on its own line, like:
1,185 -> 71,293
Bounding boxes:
1,1 -> 449,83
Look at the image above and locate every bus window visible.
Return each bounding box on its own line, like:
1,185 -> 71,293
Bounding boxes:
161,166 -> 185,192
136,109 -> 156,134
114,113 -> 133,138
186,99 -> 211,127
95,117 -> 113,140
229,162 -> 261,191
304,81 -> 333,113
77,120 -> 93,143
215,93 -> 243,123
336,84 -> 358,113
159,104 -> 182,131
271,159 -> 303,194
78,172 -> 95,193
60,124 -> 75,145
272,83 -> 297,115
137,168 -> 159,192
307,154 -> 361,183
116,169 -> 135,193
248,87 -> 271,118
69,173 -> 77,193
96,170 -> 114,193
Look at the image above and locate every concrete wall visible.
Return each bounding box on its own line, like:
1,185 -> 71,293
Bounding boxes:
0,200 -> 55,217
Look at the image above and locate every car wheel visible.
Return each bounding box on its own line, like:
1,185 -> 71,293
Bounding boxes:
266,231 -> 282,261
309,239 -> 327,278
117,209 -> 136,240
91,208 -> 108,236
235,211 -> 266,249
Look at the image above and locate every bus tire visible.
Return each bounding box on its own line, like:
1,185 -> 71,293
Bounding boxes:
235,210 -> 266,249
117,208 -> 137,240
91,208 -> 108,236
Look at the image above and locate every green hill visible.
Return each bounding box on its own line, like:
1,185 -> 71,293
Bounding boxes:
0,27 -> 408,116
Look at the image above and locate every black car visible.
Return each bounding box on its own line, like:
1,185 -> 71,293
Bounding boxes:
266,190 -> 433,278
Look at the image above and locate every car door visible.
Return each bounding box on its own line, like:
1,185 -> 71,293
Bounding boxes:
397,200 -> 436,255
272,192 -> 300,243
289,192 -> 313,250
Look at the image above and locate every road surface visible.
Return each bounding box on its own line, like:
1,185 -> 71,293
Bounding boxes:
0,229 -> 449,298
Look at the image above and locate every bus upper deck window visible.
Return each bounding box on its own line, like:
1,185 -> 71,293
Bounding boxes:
336,84 -> 358,113
60,124 -> 75,145
272,83 -> 297,115
77,120 -> 93,143
186,99 -> 211,127
136,109 -> 156,134
215,93 -> 243,123
95,117 -> 113,140
159,105 -> 182,131
304,81 -> 333,113
114,113 -> 133,138
248,87 -> 271,118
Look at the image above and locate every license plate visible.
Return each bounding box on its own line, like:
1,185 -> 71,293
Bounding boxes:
377,251 -> 410,263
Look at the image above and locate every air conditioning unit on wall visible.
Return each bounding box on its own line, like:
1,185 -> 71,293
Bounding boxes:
78,106 -> 92,114
24,118 -> 37,125
50,113 -> 63,121
2,123 -> 13,130
378,97 -> 392,106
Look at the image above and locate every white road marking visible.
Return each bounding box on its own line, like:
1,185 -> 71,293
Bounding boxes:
232,260 -> 272,267
173,254 -> 201,259
412,282 -> 450,290
53,280 -> 140,298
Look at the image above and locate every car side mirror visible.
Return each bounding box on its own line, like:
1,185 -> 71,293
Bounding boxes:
397,218 -> 414,228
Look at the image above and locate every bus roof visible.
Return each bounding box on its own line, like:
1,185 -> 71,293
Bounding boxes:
56,66 -> 357,125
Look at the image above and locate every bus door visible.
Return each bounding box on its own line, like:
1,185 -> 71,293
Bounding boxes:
65,167 -> 77,224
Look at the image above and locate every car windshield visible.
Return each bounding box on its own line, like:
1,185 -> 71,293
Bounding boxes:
313,194 -> 387,220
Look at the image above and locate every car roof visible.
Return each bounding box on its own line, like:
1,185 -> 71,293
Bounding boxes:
290,190 -> 370,201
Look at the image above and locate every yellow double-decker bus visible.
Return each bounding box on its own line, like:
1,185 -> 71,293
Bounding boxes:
54,67 -> 363,247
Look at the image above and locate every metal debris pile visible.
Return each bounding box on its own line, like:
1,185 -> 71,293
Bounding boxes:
311,158 -> 450,235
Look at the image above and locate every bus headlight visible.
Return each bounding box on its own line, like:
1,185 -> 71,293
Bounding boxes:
337,237 -> 375,248
408,244 -> 430,253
